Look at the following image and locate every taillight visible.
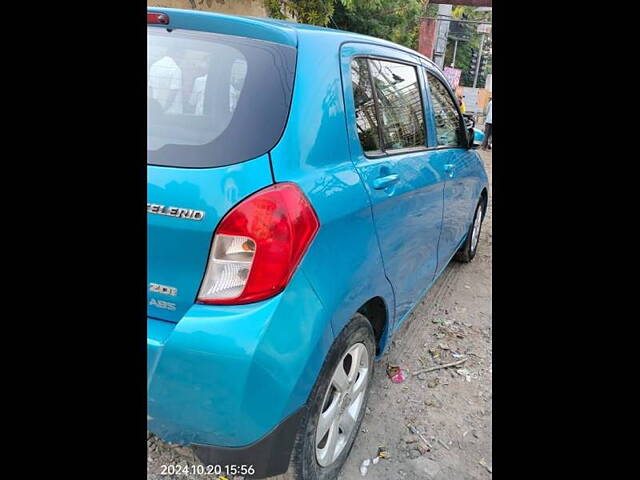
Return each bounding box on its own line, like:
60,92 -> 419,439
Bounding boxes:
197,183 -> 319,305
148,12 -> 170,25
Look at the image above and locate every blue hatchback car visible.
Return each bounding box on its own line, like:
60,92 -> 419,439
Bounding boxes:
147,7 -> 488,479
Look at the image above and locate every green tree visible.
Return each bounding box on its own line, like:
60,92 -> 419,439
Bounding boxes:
265,0 -> 336,25
333,0 -> 426,50
265,0 -> 429,50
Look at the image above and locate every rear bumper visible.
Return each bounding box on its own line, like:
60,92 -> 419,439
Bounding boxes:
192,407 -> 306,478
147,268 -> 333,476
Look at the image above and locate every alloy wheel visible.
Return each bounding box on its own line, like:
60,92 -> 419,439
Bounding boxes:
315,342 -> 370,467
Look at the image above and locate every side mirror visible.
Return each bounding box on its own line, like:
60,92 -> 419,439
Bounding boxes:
462,114 -> 477,149
467,127 -> 479,149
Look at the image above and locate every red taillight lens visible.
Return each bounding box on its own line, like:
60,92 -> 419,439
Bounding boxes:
147,12 -> 170,25
197,183 -> 319,305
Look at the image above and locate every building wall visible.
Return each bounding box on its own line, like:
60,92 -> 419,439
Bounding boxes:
147,0 -> 268,17
418,18 -> 437,59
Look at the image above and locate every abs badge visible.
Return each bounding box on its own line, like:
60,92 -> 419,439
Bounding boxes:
147,203 -> 205,221
149,298 -> 176,311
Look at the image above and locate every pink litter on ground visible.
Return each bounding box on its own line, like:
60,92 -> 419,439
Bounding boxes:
391,370 -> 406,383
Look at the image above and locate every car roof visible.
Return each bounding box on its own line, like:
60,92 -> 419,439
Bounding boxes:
148,7 -> 441,73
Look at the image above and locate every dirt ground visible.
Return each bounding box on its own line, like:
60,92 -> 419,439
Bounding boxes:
148,150 -> 492,480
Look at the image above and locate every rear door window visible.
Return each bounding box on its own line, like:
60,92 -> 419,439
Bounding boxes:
349,57 -> 426,155
147,27 -> 296,168
369,59 -> 426,151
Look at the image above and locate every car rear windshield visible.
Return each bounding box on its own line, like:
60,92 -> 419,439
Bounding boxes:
147,27 -> 296,168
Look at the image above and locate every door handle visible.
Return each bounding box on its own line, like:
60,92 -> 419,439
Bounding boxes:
372,174 -> 400,190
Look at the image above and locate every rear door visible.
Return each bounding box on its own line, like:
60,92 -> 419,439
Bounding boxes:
341,43 -> 448,324
147,22 -> 296,322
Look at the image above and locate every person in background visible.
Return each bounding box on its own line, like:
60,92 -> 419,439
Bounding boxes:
481,98 -> 492,150
188,53 -> 212,115
458,94 -> 466,114
149,48 -> 184,114
189,74 -> 207,115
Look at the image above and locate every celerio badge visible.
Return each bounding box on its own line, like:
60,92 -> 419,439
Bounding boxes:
147,203 -> 205,221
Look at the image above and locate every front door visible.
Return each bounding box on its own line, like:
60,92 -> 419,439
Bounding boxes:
423,68 -> 478,268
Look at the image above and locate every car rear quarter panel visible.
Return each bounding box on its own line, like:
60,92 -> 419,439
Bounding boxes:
269,30 -> 395,347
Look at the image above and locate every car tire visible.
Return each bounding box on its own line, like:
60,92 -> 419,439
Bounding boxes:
455,197 -> 486,263
278,313 -> 375,480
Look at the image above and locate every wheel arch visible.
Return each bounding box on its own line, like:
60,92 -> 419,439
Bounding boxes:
357,296 -> 391,356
